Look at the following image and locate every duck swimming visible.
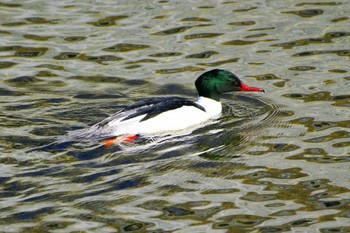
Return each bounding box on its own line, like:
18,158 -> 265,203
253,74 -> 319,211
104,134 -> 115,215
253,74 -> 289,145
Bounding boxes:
69,69 -> 264,146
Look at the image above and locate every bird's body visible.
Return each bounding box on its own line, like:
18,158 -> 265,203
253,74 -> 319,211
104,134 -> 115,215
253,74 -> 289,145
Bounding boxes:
68,69 -> 264,144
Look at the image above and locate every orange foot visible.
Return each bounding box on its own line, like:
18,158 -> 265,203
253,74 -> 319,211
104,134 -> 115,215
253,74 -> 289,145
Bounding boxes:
102,134 -> 140,147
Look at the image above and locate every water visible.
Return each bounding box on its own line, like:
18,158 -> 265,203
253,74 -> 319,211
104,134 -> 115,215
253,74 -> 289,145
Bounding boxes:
0,0 -> 349,232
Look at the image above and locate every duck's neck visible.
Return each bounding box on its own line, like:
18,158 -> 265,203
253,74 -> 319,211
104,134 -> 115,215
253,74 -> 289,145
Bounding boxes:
196,96 -> 222,117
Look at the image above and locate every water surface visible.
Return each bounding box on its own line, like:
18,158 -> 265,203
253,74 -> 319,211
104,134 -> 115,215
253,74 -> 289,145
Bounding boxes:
0,0 -> 349,232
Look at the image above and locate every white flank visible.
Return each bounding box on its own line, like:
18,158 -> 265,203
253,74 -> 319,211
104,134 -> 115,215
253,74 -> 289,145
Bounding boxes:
108,96 -> 222,136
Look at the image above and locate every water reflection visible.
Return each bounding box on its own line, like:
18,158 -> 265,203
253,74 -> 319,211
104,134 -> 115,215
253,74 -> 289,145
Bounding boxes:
0,0 -> 349,232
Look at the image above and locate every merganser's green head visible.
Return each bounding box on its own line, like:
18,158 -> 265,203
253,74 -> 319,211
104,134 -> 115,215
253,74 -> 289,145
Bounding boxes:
195,69 -> 264,101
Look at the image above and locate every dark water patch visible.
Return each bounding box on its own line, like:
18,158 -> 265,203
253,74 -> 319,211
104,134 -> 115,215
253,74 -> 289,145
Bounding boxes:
54,52 -> 80,60
265,143 -> 300,152
245,33 -> 268,38
25,221 -> 74,232
151,26 -> 194,35
197,58 -> 239,66
125,59 -> 157,64
288,147 -> 350,163
124,79 -> 149,86
25,17 -> 58,24
198,5 -> 215,9
328,69 -> 347,73
241,168 -> 307,185
249,27 -> 275,31
88,15 -> 128,27
257,226 -> 289,233
64,36 -> 87,42
148,52 -> 182,57
201,188 -> 239,194
152,15 -> 167,19
73,93 -> 125,100
67,213 -> 152,232
21,192 -> 66,203
30,126 -> 71,136
289,117 -> 349,132
272,38 -> 330,49
79,54 -> 123,64
181,17 -> 211,22
158,184 -> 196,195
0,30 -> 11,34
18,165 -> 66,178
0,87 -> 20,96
163,206 -> 194,216
295,2 -> 342,6
222,39 -> 259,45
0,61 -> 16,69
124,64 -> 141,69
272,31 -> 350,49
241,192 -> 277,202
283,91 -> 350,103
2,21 -> 27,26
228,21 -> 255,26
23,34 -> 54,41
0,46 -> 48,57
331,16 -> 349,22
71,168 -> 122,183
324,31 -> 350,39
248,73 -> 282,81
271,79 -> 287,87
36,64 -> 66,71
283,9 -> 324,17
332,141 -> 350,148
156,66 -> 204,74
10,207 -> 55,221
288,218 -> 316,227
303,130 -> 350,143
70,75 -> 125,83
293,49 -> 350,58
185,50 -> 219,59
5,76 -> 42,85
103,43 -> 150,52
0,2 -> 22,7
233,6 -> 258,12
184,32 -> 223,40
153,84 -> 193,96
139,199 -> 225,221
1,135 -> 52,150
213,214 -> 270,229
317,200 -> 349,210
289,66 -> 316,71
36,70 -> 58,77
321,227 -> 350,233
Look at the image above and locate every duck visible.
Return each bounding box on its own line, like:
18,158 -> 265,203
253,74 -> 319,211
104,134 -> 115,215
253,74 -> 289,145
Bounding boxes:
69,69 -> 264,146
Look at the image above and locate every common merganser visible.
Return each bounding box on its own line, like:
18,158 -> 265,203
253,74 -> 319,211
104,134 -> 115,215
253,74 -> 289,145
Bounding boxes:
69,69 -> 264,146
